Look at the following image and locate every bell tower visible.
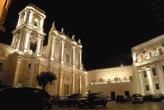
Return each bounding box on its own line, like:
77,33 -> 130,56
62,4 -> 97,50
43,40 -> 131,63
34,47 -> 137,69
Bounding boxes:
11,3 -> 46,56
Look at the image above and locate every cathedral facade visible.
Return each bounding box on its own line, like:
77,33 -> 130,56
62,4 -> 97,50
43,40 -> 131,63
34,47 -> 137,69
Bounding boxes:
0,4 -> 86,96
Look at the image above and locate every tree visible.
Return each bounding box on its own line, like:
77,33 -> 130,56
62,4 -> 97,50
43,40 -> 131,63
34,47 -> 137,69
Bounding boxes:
36,72 -> 57,91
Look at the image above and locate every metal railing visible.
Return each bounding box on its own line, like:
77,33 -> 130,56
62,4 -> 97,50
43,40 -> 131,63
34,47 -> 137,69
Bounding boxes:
91,79 -> 131,85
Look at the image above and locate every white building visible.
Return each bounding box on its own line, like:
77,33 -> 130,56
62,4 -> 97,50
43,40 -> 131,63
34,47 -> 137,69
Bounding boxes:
87,34 -> 164,99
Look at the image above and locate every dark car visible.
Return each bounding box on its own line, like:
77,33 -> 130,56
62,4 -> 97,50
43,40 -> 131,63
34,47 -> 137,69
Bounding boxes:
77,92 -> 107,108
131,94 -> 144,104
143,94 -> 154,101
151,94 -> 162,102
57,94 -> 82,107
51,96 -> 62,104
0,87 -> 52,110
116,95 -> 129,103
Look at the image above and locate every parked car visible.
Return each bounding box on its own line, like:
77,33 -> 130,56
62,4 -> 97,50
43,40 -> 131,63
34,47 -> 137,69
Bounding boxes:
51,96 -> 62,104
116,95 -> 129,103
143,94 -> 154,101
77,92 -> 107,108
131,94 -> 144,104
0,87 -> 52,110
151,94 -> 162,102
57,94 -> 82,107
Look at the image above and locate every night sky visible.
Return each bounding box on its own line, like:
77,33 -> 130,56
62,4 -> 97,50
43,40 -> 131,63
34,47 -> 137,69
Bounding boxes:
1,0 -> 164,71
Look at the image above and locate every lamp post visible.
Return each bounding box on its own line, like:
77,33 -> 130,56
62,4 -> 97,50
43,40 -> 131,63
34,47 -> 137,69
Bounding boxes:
29,42 -> 37,87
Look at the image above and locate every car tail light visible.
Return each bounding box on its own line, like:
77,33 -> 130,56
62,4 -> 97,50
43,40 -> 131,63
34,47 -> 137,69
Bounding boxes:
50,96 -> 53,100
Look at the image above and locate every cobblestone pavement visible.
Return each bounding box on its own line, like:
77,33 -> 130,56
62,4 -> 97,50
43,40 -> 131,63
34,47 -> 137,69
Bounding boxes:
51,101 -> 164,110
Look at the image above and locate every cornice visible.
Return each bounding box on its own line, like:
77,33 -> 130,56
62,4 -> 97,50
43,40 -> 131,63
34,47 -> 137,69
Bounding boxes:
132,34 -> 164,50
12,24 -> 46,36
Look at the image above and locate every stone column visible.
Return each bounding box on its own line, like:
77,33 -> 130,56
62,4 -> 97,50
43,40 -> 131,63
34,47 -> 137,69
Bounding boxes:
80,74 -> 82,94
61,40 -> 65,64
156,65 -> 164,94
23,10 -> 28,23
36,35 -> 42,55
51,36 -> 56,60
28,10 -> 34,25
11,33 -> 17,48
72,70 -> 75,94
79,50 -> 82,70
13,56 -> 22,87
18,29 -> 26,51
72,46 -> 76,68
59,69 -> 63,96
84,75 -> 87,96
146,67 -> 155,94
39,17 -> 45,31
138,69 -> 145,95
40,39 -> 44,55
16,16 -> 21,28
36,34 -> 44,56
24,29 -> 31,52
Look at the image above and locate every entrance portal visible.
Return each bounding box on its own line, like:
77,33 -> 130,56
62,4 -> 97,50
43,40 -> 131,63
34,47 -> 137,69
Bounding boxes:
111,91 -> 115,101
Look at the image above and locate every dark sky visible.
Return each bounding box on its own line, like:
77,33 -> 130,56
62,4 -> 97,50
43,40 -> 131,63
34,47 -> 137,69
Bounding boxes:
1,0 -> 164,71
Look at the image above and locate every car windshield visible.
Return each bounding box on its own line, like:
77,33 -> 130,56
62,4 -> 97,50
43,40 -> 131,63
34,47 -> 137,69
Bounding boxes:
117,96 -> 123,98
133,94 -> 141,97
70,94 -> 82,98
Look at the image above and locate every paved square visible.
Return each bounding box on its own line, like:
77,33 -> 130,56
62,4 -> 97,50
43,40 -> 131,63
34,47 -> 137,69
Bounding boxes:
51,101 -> 164,110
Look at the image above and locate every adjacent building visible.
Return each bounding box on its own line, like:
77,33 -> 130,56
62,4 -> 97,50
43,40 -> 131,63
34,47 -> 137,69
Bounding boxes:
87,35 -> 164,99
132,35 -> 164,95
0,4 -> 86,96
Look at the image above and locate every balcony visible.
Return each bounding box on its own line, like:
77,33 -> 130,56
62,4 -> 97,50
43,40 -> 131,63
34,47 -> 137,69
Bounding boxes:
91,79 -> 131,85
134,54 -> 164,66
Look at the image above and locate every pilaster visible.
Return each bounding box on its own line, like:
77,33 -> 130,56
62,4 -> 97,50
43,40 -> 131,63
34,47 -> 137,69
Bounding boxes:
72,69 -> 75,94
59,68 -> 63,96
61,40 -> 65,64
156,64 -> 164,94
138,69 -> 145,95
72,46 -> 76,68
146,67 -> 155,94
13,56 -> 22,87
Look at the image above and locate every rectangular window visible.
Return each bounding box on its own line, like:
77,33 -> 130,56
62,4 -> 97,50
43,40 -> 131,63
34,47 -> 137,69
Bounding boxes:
158,48 -> 163,55
0,63 -> 3,71
155,83 -> 160,90
143,71 -> 147,78
149,52 -> 153,58
146,85 -> 149,91
66,54 -> 70,64
152,68 -> 157,76
141,55 -> 144,61
162,66 -> 164,73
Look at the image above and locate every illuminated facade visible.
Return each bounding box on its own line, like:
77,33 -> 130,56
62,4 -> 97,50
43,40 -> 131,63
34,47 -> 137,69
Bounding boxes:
87,35 -> 164,98
132,35 -> 164,95
0,4 -> 86,96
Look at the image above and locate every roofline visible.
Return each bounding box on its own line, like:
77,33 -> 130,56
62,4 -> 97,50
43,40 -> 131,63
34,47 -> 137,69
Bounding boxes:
132,34 -> 164,50
87,65 -> 132,72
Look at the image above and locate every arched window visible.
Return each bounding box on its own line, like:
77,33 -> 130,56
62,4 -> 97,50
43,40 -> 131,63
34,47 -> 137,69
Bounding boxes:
33,19 -> 38,27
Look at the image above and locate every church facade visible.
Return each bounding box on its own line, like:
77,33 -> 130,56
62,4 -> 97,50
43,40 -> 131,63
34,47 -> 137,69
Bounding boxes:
0,4 -> 86,96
